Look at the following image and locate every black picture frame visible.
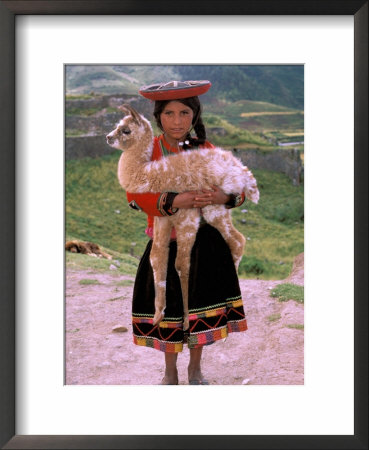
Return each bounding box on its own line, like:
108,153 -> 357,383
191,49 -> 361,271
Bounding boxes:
0,1 -> 367,449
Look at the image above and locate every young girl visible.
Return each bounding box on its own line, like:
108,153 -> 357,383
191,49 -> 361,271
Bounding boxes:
126,80 -> 247,385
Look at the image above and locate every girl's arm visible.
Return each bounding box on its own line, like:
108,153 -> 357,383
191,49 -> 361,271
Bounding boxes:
126,191 -> 179,216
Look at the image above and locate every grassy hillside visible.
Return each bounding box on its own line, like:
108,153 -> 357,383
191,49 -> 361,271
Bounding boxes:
222,100 -> 303,131
66,66 -> 139,95
66,153 -> 304,280
176,65 -> 304,109
204,113 -> 270,148
66,64 -> 304,109
65,95 -> 303,149
202,99 -> 304,147
66,64 -> 304,149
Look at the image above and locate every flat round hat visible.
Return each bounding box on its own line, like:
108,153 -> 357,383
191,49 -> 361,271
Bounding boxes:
139,80 -> 211,100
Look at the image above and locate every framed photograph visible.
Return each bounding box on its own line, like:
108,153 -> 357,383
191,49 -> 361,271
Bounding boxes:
64,62 -> 305,387
1,1 -> 367,449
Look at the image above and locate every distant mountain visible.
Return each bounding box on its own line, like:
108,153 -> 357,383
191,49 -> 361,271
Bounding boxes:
66,66 -> 139,95
66,64 -> 303,110
176,65 -> 304,109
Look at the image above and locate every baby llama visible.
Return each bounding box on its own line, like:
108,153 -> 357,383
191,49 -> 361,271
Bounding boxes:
106,105 -> 259,330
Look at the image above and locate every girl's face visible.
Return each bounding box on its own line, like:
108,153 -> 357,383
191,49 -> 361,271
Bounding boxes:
160,101 -> 194,144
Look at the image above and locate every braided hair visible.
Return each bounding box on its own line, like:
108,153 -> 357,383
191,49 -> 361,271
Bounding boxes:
153,96 -> 207,150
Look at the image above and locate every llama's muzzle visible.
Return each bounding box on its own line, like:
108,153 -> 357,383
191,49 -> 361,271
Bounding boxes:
106,134 -> 114,145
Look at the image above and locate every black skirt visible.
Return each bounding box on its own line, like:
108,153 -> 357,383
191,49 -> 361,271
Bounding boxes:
132,224 -> 247,352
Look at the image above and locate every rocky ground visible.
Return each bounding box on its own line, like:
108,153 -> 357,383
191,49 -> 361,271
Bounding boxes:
65,254 -> 304,385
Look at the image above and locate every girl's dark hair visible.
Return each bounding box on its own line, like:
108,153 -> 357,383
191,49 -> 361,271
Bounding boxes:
153,96 -> 206,149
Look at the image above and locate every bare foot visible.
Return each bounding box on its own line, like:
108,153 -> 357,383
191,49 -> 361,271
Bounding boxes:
188,367 -> 209,385
160,374 -> 179,385
160,367 -> 178,385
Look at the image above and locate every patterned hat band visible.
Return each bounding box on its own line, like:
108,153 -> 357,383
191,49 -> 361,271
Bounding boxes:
139,80 -> 211,100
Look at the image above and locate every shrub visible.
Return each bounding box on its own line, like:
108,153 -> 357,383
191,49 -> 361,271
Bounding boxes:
270,283 -> 304,303
238,256 -> 265,275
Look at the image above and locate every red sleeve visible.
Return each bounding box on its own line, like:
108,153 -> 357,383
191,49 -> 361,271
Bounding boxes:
126,191 -> 165,217
125,136 -> 167,218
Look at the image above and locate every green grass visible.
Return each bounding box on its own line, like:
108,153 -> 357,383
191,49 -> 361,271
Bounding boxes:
66,154 -> 303,280
238,112 -> 304,133
226,99 -> 294,115
286,324 -> 304,330
201,99 -> 304,137
204,113 -> 270,148
270,283 -> 304,303
267,314 -> 281,322
235,168 -> 304,279
79,278 -> 101,285
66,94 -> 96,100
66,152 -> 148,256
66,245 -> 139,276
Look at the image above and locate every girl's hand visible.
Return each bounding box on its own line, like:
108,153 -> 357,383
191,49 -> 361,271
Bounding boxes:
204,185 -> 230,205
172,186 -> 230,209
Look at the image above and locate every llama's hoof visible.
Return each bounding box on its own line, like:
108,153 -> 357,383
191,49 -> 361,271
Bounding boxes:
152,311 -> 164,326
183,318 -> 189,331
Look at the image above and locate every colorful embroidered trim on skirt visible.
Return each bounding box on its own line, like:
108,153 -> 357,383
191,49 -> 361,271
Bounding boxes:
132,296 -> 247,353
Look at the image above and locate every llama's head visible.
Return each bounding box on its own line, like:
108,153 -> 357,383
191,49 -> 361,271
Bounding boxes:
106,104 -> 153,152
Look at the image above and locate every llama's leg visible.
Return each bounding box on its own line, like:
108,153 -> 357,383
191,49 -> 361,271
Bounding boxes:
202,205 -> 246,270
171,210 -> 200,331
150,217 -> 173,326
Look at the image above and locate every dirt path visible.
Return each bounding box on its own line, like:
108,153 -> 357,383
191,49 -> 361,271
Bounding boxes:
66,255 -> 304,385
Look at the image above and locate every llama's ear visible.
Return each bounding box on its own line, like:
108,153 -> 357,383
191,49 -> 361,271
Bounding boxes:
117,105 -> 130,115
121,104 -> 142,124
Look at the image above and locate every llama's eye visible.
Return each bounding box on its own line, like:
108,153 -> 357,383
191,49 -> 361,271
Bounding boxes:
120,128 -> 131,135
